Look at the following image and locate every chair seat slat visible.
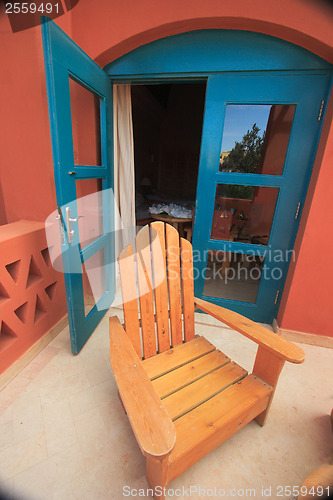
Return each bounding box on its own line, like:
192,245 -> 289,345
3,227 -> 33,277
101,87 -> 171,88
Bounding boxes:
163,361 -> 248,421
152,349 -> 230,399
142,336 -> 215,380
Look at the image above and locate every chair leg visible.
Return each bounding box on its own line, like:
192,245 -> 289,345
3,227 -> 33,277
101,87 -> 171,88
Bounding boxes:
252,346 -> 285,426
146,455 -> 169,500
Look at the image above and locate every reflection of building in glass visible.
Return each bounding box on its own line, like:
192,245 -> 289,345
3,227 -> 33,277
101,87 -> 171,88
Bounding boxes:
211,184 -> 279,246
219,150 -> 231,169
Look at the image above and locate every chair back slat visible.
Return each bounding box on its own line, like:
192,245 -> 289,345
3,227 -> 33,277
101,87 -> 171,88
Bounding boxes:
118,245 -> 142,358
135,225 -> 157,358
150,222 -> 171,353
119,222 -> 196,359
180,237 -> 195,341
165,224 -> 183,347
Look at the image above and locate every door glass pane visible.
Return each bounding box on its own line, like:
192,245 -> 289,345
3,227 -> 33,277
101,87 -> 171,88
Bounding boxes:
69,77 -> 102,166
76,179 -> 104,249
203,250 -> 264,303
211,184 -> 279,246
219,104 -> 295,175
82,248 -> 106,317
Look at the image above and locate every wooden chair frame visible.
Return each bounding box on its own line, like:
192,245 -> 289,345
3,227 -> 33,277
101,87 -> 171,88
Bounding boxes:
109,222 -> 304,499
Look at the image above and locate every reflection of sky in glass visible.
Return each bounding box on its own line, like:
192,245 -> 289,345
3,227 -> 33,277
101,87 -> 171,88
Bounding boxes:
221,105 -> 272,153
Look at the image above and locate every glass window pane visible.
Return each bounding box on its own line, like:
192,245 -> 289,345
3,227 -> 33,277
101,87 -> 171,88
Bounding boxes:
219,104 -> 295,175
211,184 -> 279,246
69,77 -> 102,166
76,179 -> 104,249
203,250 -> 264,303
82,248 -> 106,317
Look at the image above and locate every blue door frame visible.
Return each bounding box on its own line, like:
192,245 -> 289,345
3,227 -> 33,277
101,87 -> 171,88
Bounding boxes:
106,30 -> 332,323
42,18 -> 115,353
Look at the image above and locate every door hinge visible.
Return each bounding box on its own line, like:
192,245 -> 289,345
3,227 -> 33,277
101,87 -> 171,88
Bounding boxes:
274,290 -> 280,305
317,100 -> 325,122
295,202 -> 301,220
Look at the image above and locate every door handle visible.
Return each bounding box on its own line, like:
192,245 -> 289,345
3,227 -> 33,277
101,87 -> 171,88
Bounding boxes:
66,206 -> 83,244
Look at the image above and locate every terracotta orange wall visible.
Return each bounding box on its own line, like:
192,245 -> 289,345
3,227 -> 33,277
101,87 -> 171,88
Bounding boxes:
0,8 -> 73,226
277,90 -> 333,337
0,0 -> 332,337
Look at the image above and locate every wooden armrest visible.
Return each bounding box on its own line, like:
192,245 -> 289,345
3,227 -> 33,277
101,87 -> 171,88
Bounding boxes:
109,316 -> 176,459
194,297 -> 304,364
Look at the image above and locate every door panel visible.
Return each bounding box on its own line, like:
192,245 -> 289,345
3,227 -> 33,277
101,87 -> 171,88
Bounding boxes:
42,17 -> 115,353
193,73 -> 331,322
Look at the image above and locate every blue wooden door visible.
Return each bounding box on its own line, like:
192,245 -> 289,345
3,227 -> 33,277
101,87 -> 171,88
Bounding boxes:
193,72 -> 331,323
42,18 -> 115,353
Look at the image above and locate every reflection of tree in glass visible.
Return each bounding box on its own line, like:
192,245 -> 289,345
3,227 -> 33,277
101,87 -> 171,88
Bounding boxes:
218,124 -> 264,200
220,124 -> 264,174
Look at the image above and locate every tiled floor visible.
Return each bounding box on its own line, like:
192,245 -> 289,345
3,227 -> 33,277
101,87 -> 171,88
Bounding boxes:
0,308 -> 332,500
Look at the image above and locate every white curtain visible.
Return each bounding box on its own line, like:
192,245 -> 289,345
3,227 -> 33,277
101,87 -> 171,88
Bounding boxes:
113,84 -> 136,258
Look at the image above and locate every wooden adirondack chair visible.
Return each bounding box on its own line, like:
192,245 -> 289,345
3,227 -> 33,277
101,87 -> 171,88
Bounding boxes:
109,222 -> 304,499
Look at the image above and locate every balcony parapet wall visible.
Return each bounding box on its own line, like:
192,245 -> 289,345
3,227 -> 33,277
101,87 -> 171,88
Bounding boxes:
0,221 -> 67,376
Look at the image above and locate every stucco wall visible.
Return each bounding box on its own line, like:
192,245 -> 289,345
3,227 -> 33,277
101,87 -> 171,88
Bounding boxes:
277,90 -> 333,337
0,0 -> 332,337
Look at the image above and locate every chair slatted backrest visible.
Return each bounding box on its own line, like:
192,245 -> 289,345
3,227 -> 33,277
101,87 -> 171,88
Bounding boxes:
118,222 -> 195,359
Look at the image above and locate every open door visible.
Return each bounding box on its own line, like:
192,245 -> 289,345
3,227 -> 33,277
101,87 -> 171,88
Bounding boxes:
193,73 -> 331,323
42,17 -> 115,353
